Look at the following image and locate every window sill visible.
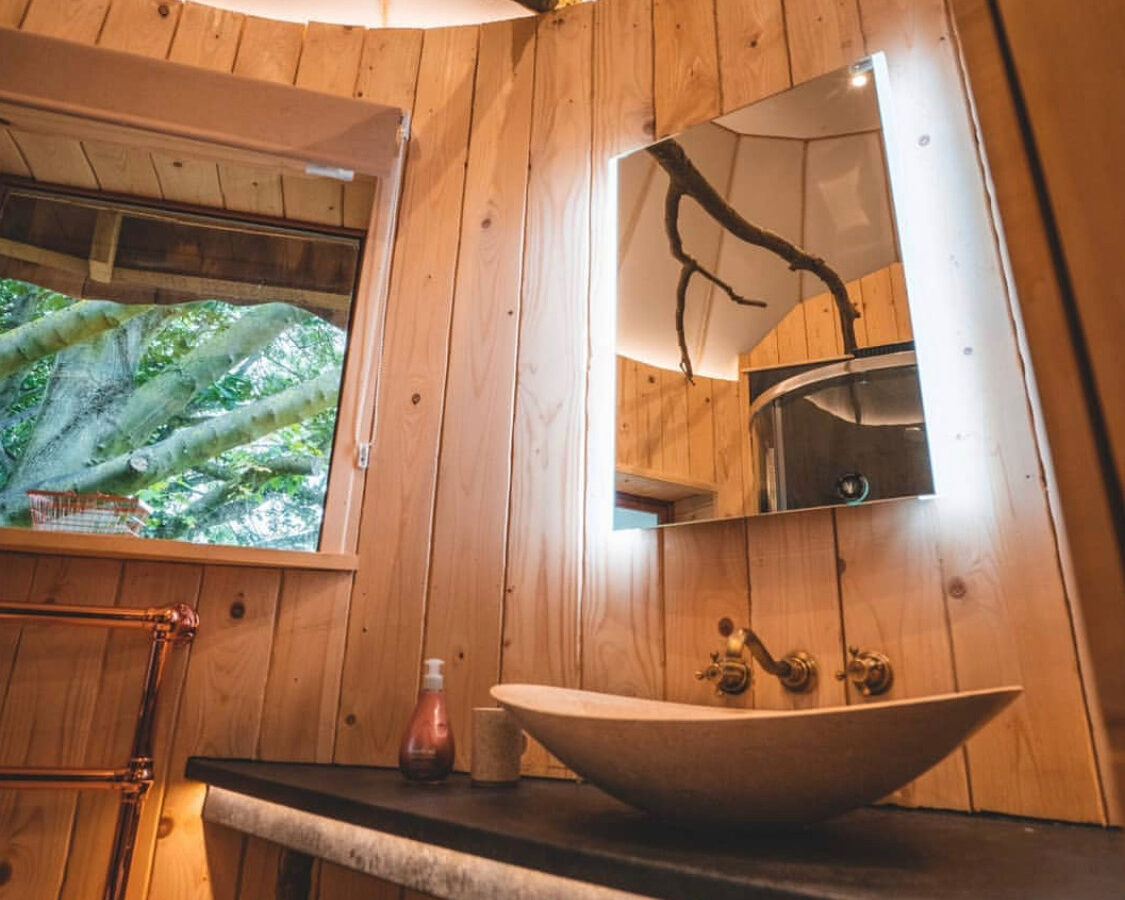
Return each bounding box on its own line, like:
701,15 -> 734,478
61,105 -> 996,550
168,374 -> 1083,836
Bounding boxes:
0,528 -> 358,571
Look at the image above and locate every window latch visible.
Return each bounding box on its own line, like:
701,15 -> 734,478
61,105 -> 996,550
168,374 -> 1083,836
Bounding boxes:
357,443 -> 371,469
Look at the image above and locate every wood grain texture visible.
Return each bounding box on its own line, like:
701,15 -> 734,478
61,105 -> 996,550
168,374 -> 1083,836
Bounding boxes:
949,0 -> 1125,823
652,0 -> 720,137
81,139 -> 162,196
167,3 -> 244,71
318,860 -> 402,899
0,0 -> 30,27
584,0 -> 664,702
258,570 -> 351,762
782,0 -> 864,84
9,130 -> 99,189
662,519 -> 751,706
715,0 -> 791,111
355,28 -> 424,112
858,266 -> 898,346
233,15 -> 303,84
858,0 -> 1104,822
20,0 -> 110,42
144,566 -> 281,900
334,26 -> 480,768
746,510 -> 844,711
0,128 -> 31,177
501,5 -> 594,693
0,557 -> 122,900
835,501 -> 969,810
658,368 -> 690,477
97,0 -> 180,57
710,376 -> 746,517
424,17 -> 535,771
994,0 -> 1125,501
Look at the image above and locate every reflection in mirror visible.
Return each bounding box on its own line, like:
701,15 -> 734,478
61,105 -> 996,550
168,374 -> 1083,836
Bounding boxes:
614,57 -> 934,530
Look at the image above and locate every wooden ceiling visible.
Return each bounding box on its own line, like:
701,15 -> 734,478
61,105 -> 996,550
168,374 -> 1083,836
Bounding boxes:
0,127 -> 377,230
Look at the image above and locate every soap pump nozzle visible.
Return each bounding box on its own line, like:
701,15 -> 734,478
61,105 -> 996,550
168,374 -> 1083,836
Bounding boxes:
422,657 -> 444,691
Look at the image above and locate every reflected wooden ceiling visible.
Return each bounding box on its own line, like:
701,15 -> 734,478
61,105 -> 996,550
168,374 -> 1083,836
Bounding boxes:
0,127 -> 377,230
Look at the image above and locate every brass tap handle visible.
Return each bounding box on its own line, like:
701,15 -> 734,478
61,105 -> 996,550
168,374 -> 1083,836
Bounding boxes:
695,651 -> 751,696
835,646 -> 893,696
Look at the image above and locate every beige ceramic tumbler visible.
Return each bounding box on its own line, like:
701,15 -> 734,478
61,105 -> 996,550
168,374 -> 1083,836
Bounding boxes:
471,707 -> 524,786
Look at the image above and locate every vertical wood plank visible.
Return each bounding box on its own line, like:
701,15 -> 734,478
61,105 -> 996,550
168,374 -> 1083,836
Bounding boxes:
151,153 -> 224,206
233,15 -> 304,84
424,17 -> 535,771
889,261 -> 913,341
859,266 -> 898,346
0,554 -> 38,708
710,377 -> 745,517
951,0 -> 1124,823
747,332 -> 779,369
502,5 -> 594,695
634,362 -> 665,471
686,377 -> 716,484
167,3 -> 244,71
746,510 -> 845,710
9,131 -> 99,189
803,290 -> 843,357
835,501 -> 970,809
616,356 -> 639,468
584,0 -> 664,702
859,0 -> 1104,822
97,0 -> 180,57
0,129 -> 31,177
0,0 -> 30,27
59,562 -> 203,900
652,0 -> 721,137
81,140 -> 162,197
663,519 -> 751,706
0,557 -> 122,900
355,28 -> 425,112
715,0 -> 791,111
144,566 -> 281,900
258,570 -> 351,762
658,369 -> 690,477
20,0 -> 109,42
774,302 -> 808,363
783,0 -> 865,84
846,276 -> 867,347
319,862 -> 402,899
334,26 -> 480,768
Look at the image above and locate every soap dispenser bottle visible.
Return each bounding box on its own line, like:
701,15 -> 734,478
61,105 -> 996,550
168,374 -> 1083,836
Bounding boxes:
399,658 -> 455,783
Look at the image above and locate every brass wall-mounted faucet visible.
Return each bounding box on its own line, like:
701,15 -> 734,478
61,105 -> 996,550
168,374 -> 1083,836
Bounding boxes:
695,618 -> 818,695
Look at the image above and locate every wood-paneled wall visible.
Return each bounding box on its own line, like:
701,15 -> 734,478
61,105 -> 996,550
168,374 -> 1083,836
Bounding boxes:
0,0 -> 1113,897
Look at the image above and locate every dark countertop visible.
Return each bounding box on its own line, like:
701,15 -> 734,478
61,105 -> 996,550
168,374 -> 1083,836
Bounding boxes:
187,758 -> 1125,900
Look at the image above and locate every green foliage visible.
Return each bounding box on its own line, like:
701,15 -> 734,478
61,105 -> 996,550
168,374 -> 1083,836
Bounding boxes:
0,279 -> 347,550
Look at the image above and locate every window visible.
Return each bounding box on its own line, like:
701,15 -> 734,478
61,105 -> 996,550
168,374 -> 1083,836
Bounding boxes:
0,185 -> 361,551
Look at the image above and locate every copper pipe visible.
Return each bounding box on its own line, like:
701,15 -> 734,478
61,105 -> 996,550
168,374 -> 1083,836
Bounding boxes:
0,600 -> 197,900
0,601 -> 197,640
0,767 -> 136,789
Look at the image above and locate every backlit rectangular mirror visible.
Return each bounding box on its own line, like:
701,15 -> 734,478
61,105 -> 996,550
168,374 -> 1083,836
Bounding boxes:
614,56 -> 934,530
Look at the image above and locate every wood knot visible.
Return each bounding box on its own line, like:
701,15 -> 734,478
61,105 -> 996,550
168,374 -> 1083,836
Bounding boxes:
229,601 -> 245,619
157,3 -> 170,16
0,860 -> 11,885
157,817 -> 174,838
948,577 -> 967,598
344,713 -> 357,726
837,557 -> 847,576
411,393 -> 421,405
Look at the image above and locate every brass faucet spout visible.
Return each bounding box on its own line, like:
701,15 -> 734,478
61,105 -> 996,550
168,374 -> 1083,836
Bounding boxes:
699,618 -> 818,695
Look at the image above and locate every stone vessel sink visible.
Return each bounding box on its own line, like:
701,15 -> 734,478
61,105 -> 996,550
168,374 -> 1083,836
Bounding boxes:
490,684 -> 1021,826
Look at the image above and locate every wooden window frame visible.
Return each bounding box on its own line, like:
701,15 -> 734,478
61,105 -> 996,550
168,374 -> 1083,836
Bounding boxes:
0,27 -> 408,570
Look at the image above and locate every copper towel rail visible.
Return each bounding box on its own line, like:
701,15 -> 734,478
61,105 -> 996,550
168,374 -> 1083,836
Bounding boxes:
0,600 -> 198,900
